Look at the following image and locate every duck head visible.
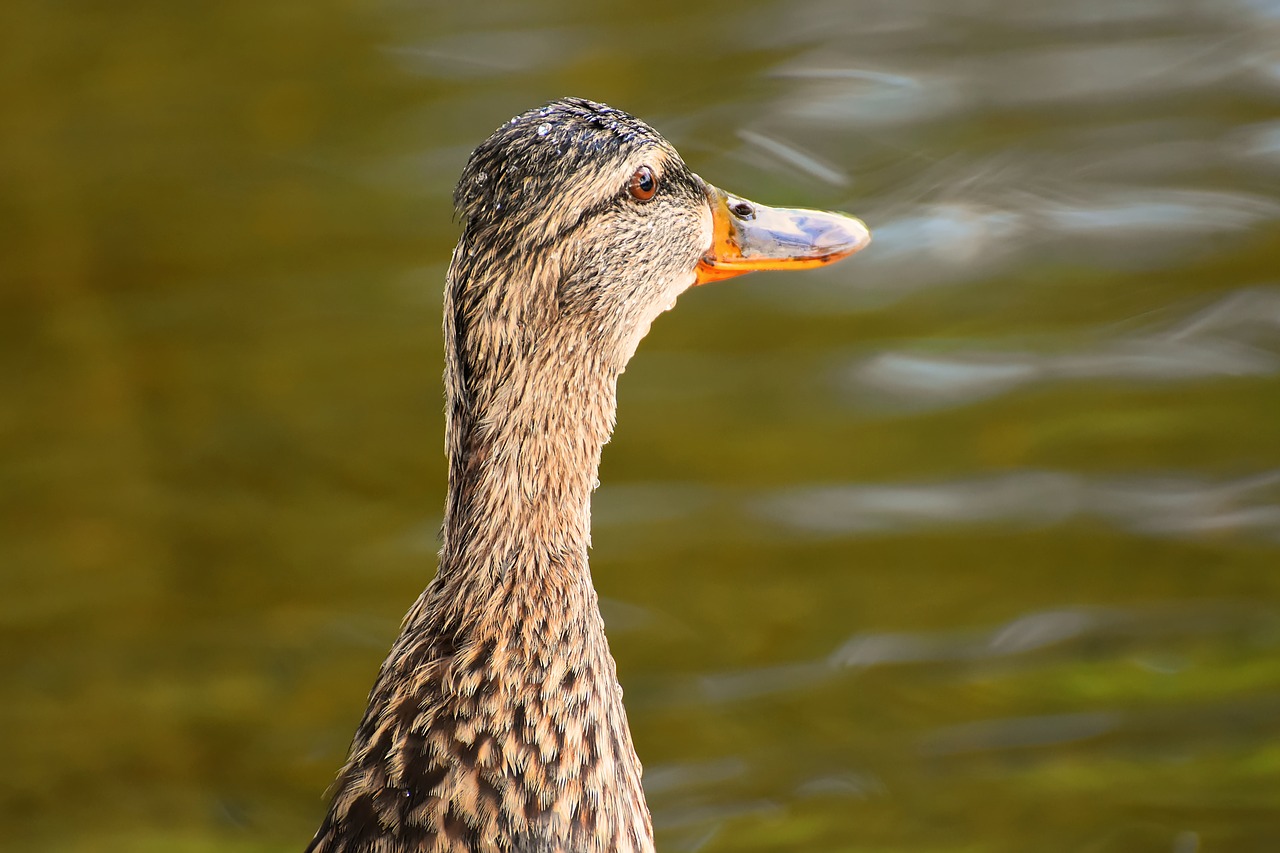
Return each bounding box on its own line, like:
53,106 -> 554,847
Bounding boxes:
449,97 -> 870,374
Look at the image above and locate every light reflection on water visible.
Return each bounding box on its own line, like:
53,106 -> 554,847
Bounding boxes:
850,287 -> 1280,408
598,469 -> 1280,542
758,470 -> 1280,541
4,0 -> 1280,850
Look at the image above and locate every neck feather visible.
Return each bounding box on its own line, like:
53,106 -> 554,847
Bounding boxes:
439,340 -> 616,594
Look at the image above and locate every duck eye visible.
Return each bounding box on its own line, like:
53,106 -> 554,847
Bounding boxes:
628,166 -> 657,201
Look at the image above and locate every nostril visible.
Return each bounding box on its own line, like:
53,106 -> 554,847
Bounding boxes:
730,201 -> 755,220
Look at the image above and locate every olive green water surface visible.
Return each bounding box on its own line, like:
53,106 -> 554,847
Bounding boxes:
3,1 -> 1280,850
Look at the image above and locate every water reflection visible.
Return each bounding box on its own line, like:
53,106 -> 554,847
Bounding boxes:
1237,120 -> 1280,166
737,129 -> 850,188
654,595 -> 1278,851
759,470 -> 1280,541
850,287 -> 1280,408
596,468 -> 1280,543
919,711 -> 1119,756
688,599 -> 1278,706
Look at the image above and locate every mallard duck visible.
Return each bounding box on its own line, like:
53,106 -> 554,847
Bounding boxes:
307,97 -> 869,853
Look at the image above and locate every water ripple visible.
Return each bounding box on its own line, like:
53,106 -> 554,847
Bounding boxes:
757,470 -> 1280,542
848,287 -> 1280,407
767,30 -> 1266,130
683,600 -> 1278,708
919,711 -> 1120,756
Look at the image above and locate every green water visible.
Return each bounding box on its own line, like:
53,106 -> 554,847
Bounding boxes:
3,1 -> 1279,850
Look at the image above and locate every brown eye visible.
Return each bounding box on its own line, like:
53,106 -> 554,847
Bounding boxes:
628,166 -> 657,201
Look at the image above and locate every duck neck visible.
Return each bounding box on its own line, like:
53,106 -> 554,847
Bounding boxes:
408,315 -> 653,851
438,340 -> 616,596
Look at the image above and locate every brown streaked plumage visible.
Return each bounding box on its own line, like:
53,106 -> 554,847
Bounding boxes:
306,97 -> 869,853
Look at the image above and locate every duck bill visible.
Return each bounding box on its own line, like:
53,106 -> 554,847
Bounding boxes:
694,184 -> 871,286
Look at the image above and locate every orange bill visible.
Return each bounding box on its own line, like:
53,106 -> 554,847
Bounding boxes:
695,183 -> 871,286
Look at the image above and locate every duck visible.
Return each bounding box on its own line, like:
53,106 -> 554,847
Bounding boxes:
306,97 -> 870,853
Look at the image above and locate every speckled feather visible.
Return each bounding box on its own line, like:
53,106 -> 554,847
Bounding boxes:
306,99 -> 713,853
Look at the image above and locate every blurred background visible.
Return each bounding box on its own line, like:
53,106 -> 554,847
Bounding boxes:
3,0 -> 1279,850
